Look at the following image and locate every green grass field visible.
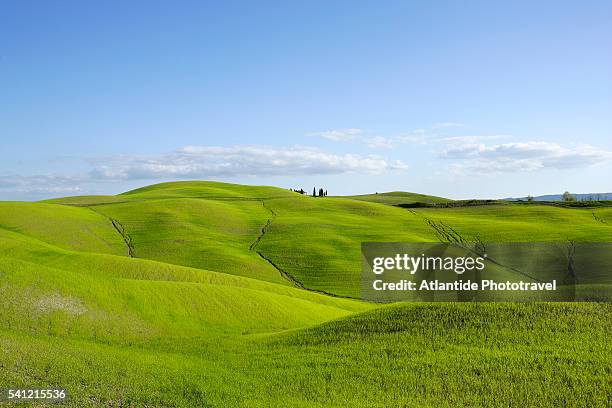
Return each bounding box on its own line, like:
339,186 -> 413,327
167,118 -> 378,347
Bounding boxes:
343,190 -> 452,206
1,181 -> 610,407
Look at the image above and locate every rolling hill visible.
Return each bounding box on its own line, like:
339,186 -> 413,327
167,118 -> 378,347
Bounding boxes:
343,191 -> 452,206
1,181 -> 610,407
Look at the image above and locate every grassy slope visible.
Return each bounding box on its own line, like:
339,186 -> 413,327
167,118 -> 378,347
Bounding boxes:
259,303 -> 611,407
90,198 -> 288,284
258,197 -> 436,297
414,205 -> 612,242
259,201 -> 612,298
0,202 -> 125,255
1,181 -> 610,406
44,182 -> 302,284
37,183 -> 612,298
0,216 -> 373,406
121,180 -> 297,200
1,301 -> 608,407
344,191 -> 451,206
43,195 -> 133,206
0,228 -> 367,318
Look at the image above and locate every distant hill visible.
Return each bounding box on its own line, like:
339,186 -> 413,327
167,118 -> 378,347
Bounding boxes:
343,191 -> 452,206
504,192 -> 612,202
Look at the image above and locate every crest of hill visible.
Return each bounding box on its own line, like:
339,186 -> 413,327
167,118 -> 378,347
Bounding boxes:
344,191 -> 451,206
120,181 -> 298,200
43,181 -> 300,206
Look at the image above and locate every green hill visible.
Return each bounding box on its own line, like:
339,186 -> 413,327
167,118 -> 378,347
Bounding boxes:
0,230 -> 368,338
344,191 -> 452,206
260,200 -> 612,297
1,181 -> 610,406
89,197 -> 289,284
120,180 -> 297,200
0,202 -> 125,255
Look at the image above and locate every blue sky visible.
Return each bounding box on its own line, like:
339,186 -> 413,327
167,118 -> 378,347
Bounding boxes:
1,0 -> 611,200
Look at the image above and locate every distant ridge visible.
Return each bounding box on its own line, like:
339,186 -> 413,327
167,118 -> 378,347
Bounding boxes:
504,192 -> 612,202
344,191 -> 451,206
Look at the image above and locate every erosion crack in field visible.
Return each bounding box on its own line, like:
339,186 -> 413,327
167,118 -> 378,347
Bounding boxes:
249,219 -> 271,251
256,249 -> 362,300
420,214 -> 543,283
249,201 -> 304,288
86,207 -> 135,257
250,200 -> 360,300
255,249 -> 304,288
592,211 -> 608,225
110,218 -> 135,257
249,200 -> 276,252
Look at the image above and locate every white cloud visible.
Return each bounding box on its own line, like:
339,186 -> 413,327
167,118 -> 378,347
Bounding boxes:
363,136 -> 394,149
309,123 -> 468,147
88,145 -> 406,180
390,160 -> 409,170
308,128 -> 362,141
441,141 -> 612,173
0,145 -> 408,198
0,175 -> 82,193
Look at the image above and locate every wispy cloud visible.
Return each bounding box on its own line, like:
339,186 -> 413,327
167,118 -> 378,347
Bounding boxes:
308,128 -> 362,141
89,145 -> 406,180
396,129 -> 429,145
1,145 -> 408,197
361,123 -> 466,148
309,123 -> 467,148
432,122 -> 464,129
0,175 -> 83,195
441,141 -> 612,173
441,135 -> 510,144
363,136 -> 394,149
